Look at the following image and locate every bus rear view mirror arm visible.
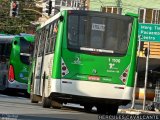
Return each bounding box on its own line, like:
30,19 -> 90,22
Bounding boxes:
59,16 -> 64,22
14,40 -> 18,45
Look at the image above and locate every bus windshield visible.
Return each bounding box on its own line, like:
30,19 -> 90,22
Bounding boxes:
20,37 -> 34,65
68,13 -> 133,56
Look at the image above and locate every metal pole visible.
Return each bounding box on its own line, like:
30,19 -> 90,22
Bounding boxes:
116,0 -> 122,14
83,0 -> 86,10
131,35 -> 141,109
143,42 -> 150,110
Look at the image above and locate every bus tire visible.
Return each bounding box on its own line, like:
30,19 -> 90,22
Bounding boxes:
107,105 -> 118,115
30,74 -> 39,103
42,85 -> 51,108
42,72 -> 51,108
42,97 -> 51,108
24,92 -> 30,98
51,100 -> 62,109
96,104 -> 107,114
84,104 -> 93,113
31,94 -> 38,103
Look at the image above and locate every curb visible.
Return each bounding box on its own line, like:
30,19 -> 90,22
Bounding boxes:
118,109 -> 160,115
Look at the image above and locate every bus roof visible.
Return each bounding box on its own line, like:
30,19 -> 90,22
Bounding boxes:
22,36 -> 35,42
12,35 -> 34,42
19,33 -> 34,36
0,36 -> 14,43
38,10 -> 137,30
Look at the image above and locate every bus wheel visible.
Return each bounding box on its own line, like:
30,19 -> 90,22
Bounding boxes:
107,105 -> 118,115
84,104 -> 93,113
51,100 -> 62,109
96,104 -> 107,114
30,74 -> 38,103
42,72 -> 51,108
42,85 -> 51,108
42,97 -> 51,108
31,94 -> 38,103
24,92 -> 30,98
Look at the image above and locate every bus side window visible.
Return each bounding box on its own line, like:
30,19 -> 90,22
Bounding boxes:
43,27 -> 49,55
0,43 -> 11,62
45,24 -> 52,54
5,44 -> 12,59
46,23 -> 54,54
53,24 -> 58,33
49,21 -> 58,53
52,22 -> 58,51
38,30 -> 46,57
0,44 -> 4,62
34,32 -> 41,58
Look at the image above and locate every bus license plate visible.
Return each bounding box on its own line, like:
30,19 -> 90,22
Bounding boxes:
88,76 -> 100,81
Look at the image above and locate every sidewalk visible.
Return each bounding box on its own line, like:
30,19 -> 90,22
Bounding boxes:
118,100 -> 160,115
118,108 -> 160,115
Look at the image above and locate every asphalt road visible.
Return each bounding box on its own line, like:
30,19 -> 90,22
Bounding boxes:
0,92 -> 99,120
1,91 -> 160,120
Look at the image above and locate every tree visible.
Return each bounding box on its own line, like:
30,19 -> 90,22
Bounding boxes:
0,0 -> 42,34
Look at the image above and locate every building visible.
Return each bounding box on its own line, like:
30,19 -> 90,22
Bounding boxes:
35,0 -> 90,23
90,0 -> 160,14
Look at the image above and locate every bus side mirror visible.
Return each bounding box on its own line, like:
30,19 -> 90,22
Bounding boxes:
14,40 -> 18,45
59,16 -> 64,22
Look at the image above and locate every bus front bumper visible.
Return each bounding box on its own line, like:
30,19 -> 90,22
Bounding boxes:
7,80 -> 28,90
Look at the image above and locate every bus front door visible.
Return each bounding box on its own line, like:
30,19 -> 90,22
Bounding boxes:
34,57 -> 43,95
0,63 -> 8,90
34,33 -> 46,96
0,43 -> 11,90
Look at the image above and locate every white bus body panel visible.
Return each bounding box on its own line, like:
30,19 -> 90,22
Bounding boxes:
41,54 -> 54,97
50,78 -> 133,100
34,56 -> 43,95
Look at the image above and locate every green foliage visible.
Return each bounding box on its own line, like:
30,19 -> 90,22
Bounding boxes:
0,0 -> 41,34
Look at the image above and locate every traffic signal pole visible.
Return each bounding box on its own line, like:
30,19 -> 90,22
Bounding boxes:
48,0 -> 52,16
10,1 -> 19,17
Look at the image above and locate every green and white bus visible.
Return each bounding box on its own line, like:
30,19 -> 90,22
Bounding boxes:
30,10 -> 138,114
0,35 -> 34,92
